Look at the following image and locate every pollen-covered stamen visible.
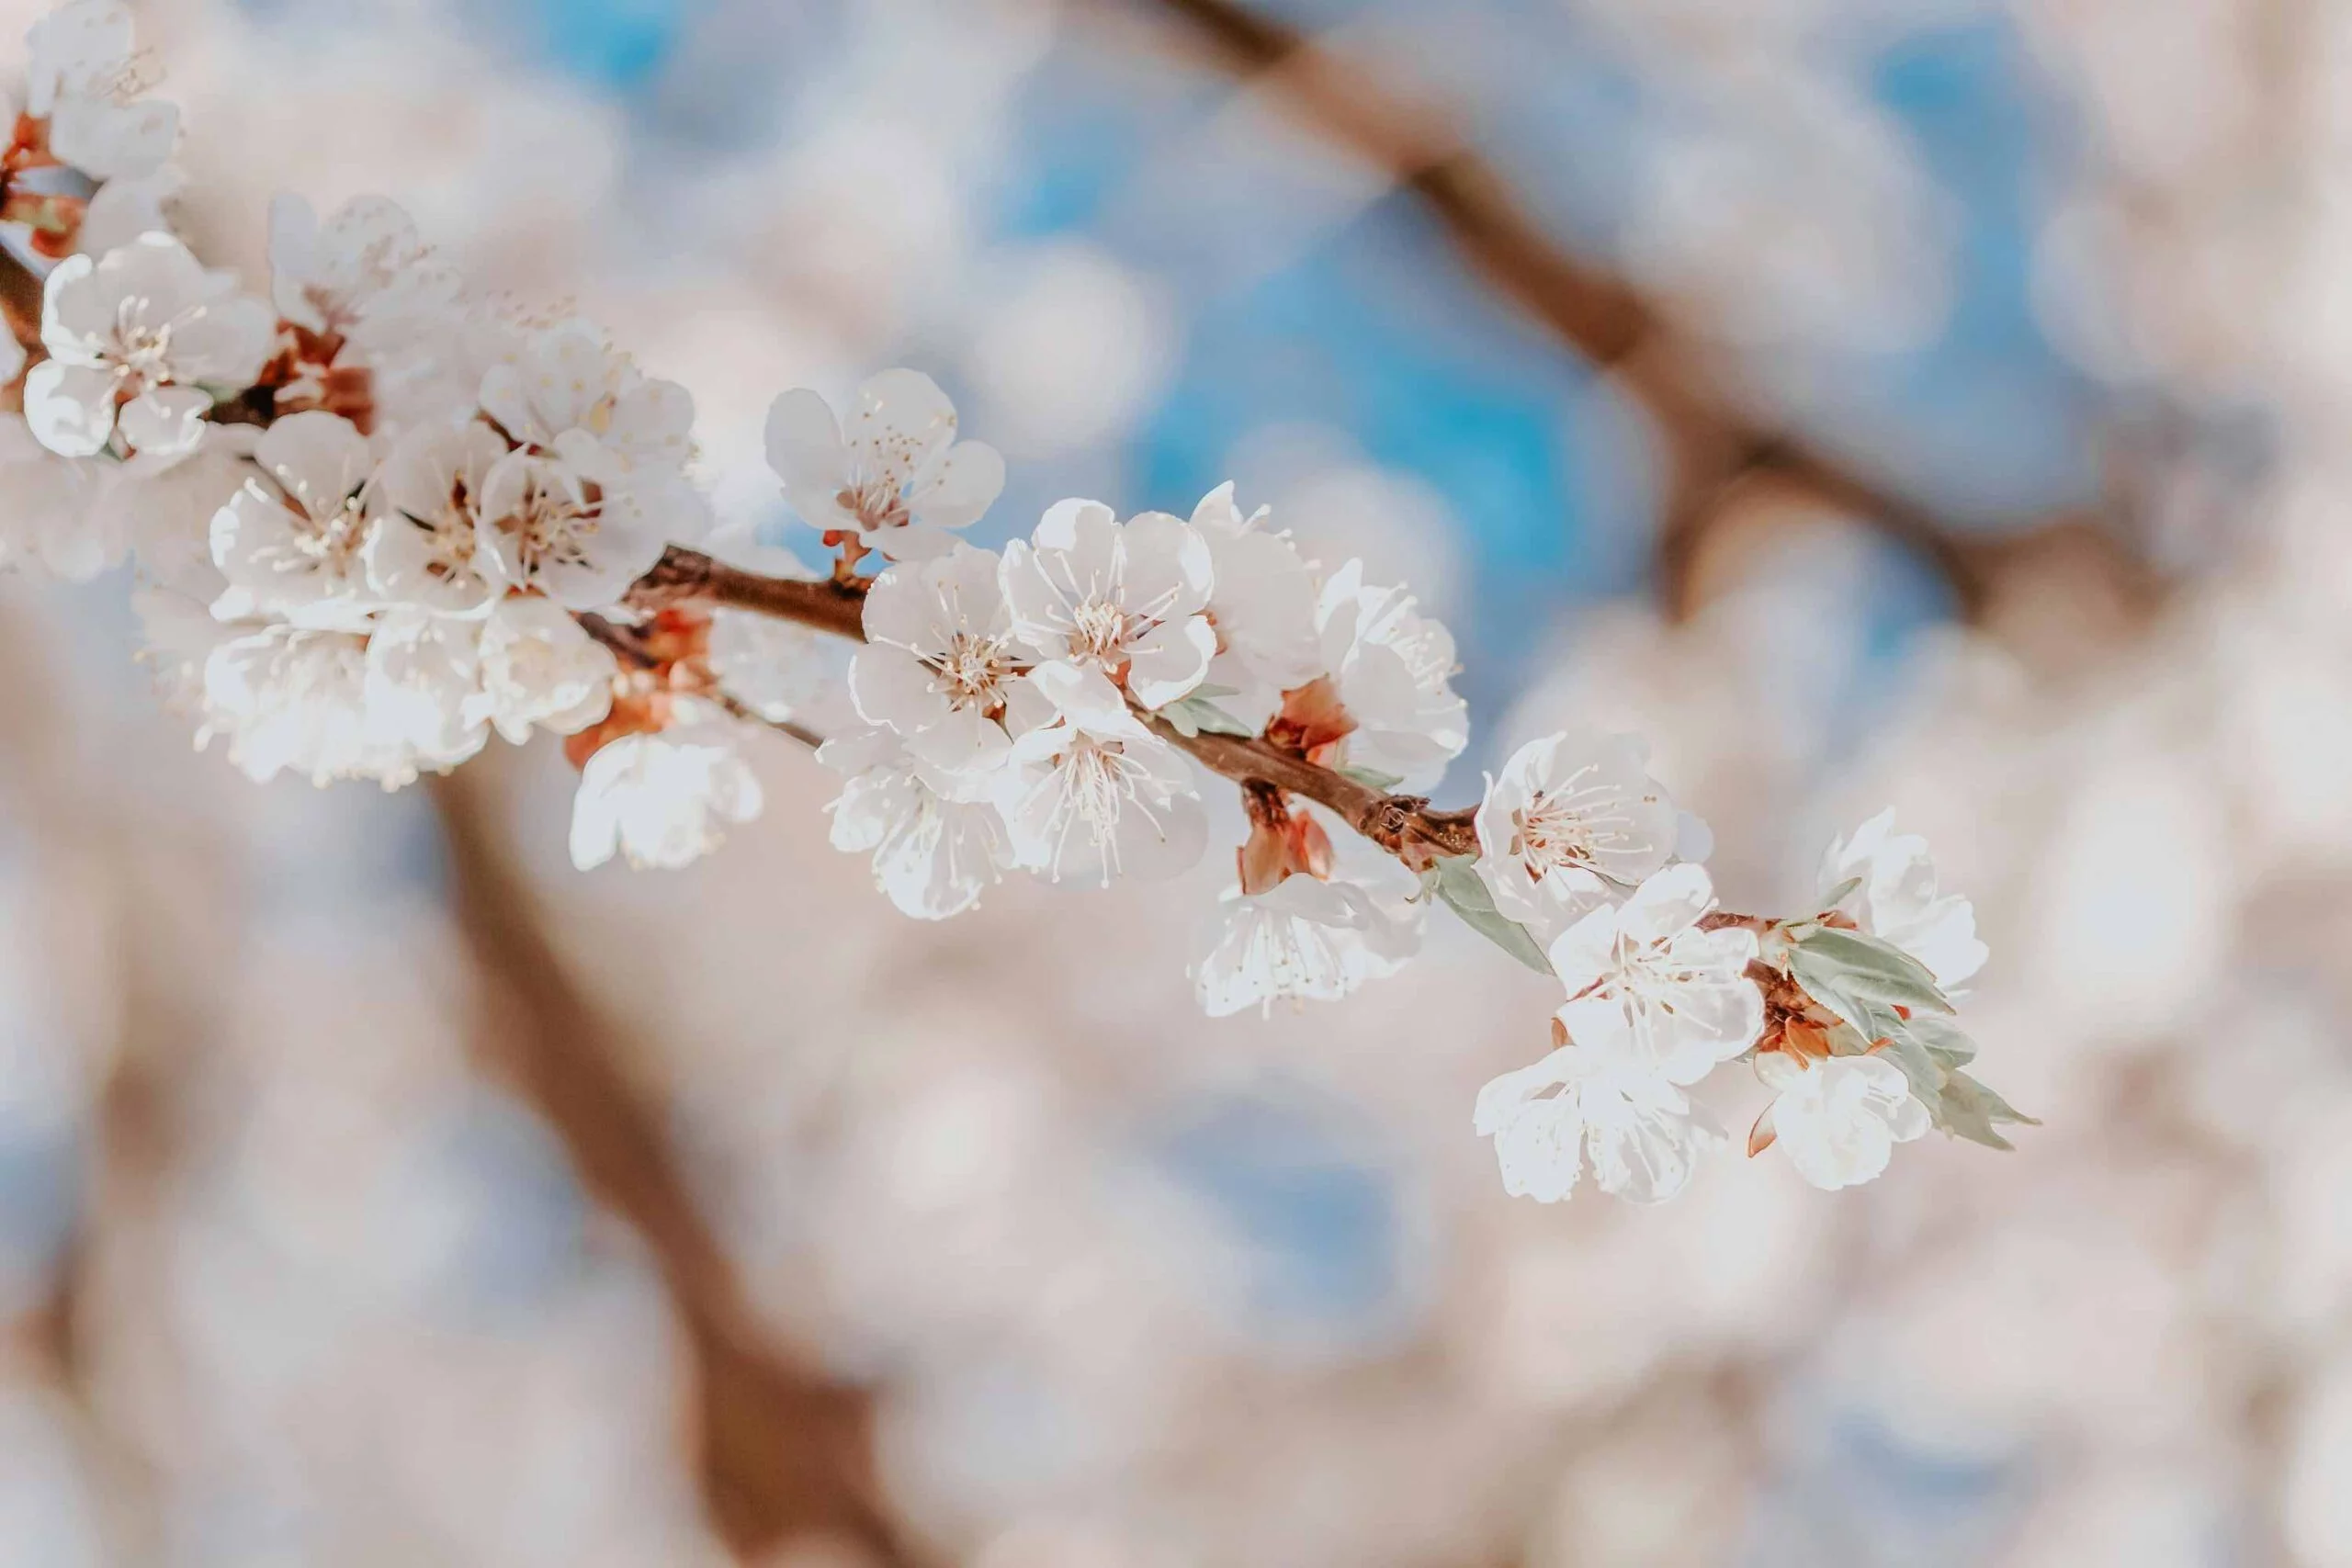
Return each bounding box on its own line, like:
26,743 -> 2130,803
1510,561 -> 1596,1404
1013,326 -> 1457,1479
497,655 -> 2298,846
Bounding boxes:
497,469 -> 605,574
1065,598 -> 1132,665
840,477 -> 911,534
1042,732 -> 1169,881
927,629 -> 1018,713
1511,765 -> 1661,880
109,297 -> 174,389
287,487 -> 371,566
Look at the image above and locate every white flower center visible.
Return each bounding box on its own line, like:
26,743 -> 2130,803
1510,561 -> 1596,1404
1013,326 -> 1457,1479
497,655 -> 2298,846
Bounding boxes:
296,492 -> 370,564
1514,791 -> 1600,874
502,475 -> 601,573
1042,734 -> 1158,876
110,300 -> 175,388
928,631 -> 1015,711
1511,766 -> 1647,878
842,479 -> 910,534
1065,599 -> 1133,665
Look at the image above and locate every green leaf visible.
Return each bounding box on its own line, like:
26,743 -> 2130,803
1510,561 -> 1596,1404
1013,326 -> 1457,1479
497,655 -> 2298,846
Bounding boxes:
1905,1014 -> 1978,1070
1158,694 -> 1256,739
1791,926 -> 1954,1016
1787,950 -> 1896,1042
1339,764 -> 1406,792
1429,858 -> 1551,974
1193,682 -> 1240,700
1931,1070 -> 2036,1151
1820,875 -> 1863,909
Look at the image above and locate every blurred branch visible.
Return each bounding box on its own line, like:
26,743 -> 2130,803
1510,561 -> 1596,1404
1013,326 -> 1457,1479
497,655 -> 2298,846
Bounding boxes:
1125,0 -> 2140,624
428,768 -> 912,1567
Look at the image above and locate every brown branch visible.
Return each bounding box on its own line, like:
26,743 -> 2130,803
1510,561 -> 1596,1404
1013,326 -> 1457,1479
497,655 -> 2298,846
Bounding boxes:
428,769 -> 913,1566
0,242 -> 40,362
629,546 -> 1487,866
628,547 -> 869,639
1125,0 -> 2120,623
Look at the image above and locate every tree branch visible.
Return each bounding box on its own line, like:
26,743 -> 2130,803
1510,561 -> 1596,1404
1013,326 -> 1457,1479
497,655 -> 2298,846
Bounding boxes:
628,545 -> 1487,866
628,547 -> 869,640
429,769 -> 913,1565
1125,0 -> 2125,623
0,243 -> 40,359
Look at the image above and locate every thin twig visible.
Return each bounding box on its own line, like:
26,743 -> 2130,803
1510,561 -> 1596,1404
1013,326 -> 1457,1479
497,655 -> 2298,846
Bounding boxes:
429,769 -> 912,1565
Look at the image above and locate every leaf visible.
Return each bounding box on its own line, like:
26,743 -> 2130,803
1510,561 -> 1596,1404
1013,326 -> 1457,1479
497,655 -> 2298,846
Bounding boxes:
1791,926 -> 1954,1016
1934,1071 -> 2036,1151
1193,682 -> 1240,700
1429,858 -> 1551,974
1905,1014 -> 1978,1070
1158,694 -> 1256,739
1339,763 -> 1406,792
1820,875 -> 1863,909
1786,950 -> 1903,1044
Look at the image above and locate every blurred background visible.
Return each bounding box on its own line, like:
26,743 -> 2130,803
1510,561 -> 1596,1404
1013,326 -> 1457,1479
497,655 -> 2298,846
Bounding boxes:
0,0 -> 2343,1562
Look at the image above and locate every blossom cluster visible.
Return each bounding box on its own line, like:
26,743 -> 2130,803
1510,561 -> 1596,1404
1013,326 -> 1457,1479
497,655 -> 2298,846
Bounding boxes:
0,1 -> 2026,1208
1470,744 -> 2018,1197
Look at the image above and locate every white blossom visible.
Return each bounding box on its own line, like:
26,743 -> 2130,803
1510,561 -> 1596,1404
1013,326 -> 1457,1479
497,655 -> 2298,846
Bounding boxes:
1753,1050 -> 1929,1190
1000,498 -> 1216,709
0,413 -> 124,580
852,542 -> 1027,787
359,606 -> 490,773
76,164 -> 181,256
820,725 -> 1014,920
209,410 -> 379,629
1475,730 -> 1680,936
26,232 -> 272,460
764,368 -> 1003,562
1314,558 -> 1468,791
569,716 -> 763,871
1819,807 -> 1988,992
477,319 -> 692,475
466,595 -> 615,744
1475,1042 -> 1726,1204
24,1 -> 176,183
1000,661 -> 1204,886
266,192 -> 466,424
473,320 -> 707,603
1193,874 -> 1422,1018
198,624 -> 412,787
1549,862 -> 1764,1084
365,417 -> 509,615
1188,482 -> 1321,723
474,450 -> 665,612
268,192 -> 457,349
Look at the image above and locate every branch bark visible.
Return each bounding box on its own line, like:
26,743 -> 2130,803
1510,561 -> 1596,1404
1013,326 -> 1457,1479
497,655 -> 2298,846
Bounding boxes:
429,768 -> 912,1566
0,243 -> 40,361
